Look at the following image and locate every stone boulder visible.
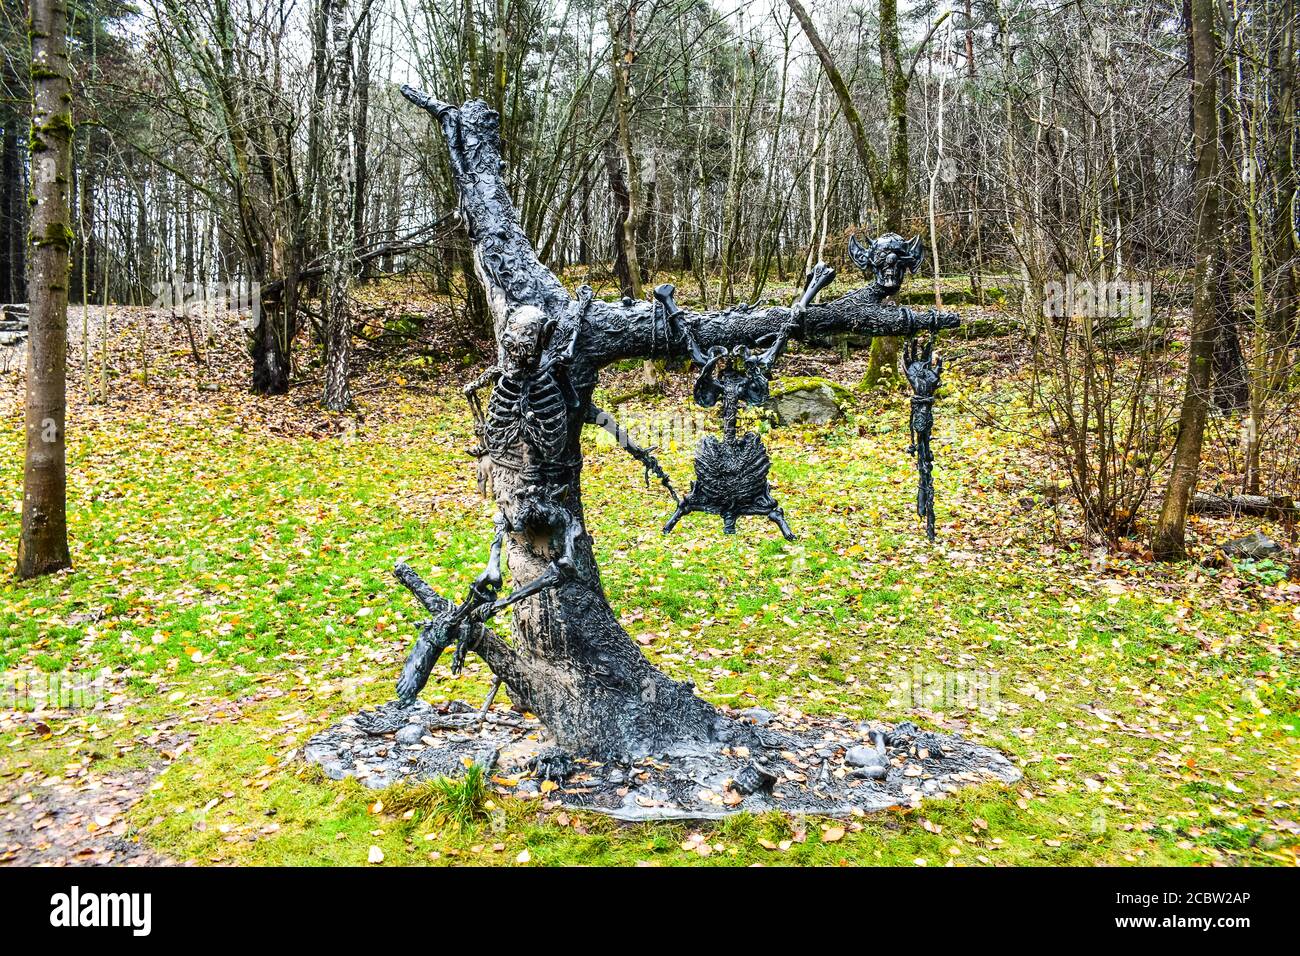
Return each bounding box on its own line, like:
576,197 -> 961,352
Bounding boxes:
768,377 -> 850,426
1218,531 -> 1285,560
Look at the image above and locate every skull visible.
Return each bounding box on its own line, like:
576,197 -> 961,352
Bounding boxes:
500,304 -> 548,374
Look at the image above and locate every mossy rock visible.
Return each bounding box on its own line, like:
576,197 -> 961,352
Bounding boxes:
767,376 -> 852,426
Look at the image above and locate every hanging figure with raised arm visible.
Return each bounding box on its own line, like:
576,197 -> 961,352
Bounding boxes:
904,334 -> 944,541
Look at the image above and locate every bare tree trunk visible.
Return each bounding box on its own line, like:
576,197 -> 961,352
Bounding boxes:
352,6 -> 372,277
1152,0 -> 1221,562
322,0 -> 354,411
864,0 -> 911,387
604,135 -> 634,295
927,23 -> 952,309
17,0 -> 74,579
609,1 -> 644,300
1,112 -> 26,304
1268,0 -> 1298,351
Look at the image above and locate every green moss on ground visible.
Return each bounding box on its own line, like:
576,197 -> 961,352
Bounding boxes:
0,344 -> 1295,867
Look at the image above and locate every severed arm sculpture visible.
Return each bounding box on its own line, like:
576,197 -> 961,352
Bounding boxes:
587,404 -> 678,503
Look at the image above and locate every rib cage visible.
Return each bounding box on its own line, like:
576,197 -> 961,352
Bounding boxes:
693,432 -> 771,505
484,368 -> 570,465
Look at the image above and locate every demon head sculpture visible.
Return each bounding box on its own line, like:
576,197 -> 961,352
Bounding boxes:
848,233 -> 924,300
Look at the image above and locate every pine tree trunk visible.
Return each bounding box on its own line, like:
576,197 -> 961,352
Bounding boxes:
17,0 -> 74,580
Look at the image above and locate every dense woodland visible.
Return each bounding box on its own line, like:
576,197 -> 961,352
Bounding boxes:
3,0 -> 1298,569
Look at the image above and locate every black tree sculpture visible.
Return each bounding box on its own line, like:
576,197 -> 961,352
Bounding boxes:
306,91 -> 1021,816
392,88 -> 963,755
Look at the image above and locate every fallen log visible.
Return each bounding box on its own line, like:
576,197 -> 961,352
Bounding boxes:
1190,492 -> 1297,519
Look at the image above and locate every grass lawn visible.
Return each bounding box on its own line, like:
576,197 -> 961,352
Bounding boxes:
1,309 -> 1296,866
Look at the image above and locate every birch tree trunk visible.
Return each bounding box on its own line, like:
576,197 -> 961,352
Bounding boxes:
322,0 -> 355,411
17,0 -> 74,579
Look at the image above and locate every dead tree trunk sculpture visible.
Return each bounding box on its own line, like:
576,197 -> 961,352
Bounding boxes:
396,91 -> 959,761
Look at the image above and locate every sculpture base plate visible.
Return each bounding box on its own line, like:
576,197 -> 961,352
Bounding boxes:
305,699 -> 1020,821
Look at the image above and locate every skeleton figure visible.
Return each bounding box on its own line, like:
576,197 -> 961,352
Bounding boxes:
465,288 -> 674,500
398,297 -> 590,704
400,287 -> 679,703
903,335 -> 944,541
848,232 -> 925,303
661,267 -> 834,541
466,297 -> 583,483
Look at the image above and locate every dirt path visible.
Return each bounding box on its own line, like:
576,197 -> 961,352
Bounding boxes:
0,768 -> 174,866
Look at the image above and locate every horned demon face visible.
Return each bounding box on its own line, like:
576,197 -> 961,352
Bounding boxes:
848,232 -> 924,298
500,304 -> 548,374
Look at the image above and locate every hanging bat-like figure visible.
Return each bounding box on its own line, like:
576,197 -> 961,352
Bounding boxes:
661,266 -> 835,541
903,336 -> 943,541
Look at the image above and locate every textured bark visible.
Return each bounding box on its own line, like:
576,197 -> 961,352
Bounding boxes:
322,0 -> 354,411
1153,0 -> 1220,562
251,308 -> 291,395
352,9 -> 372,272
402,92 -> 955,758
18,0 -> 74,579
603,136 -> 635,298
